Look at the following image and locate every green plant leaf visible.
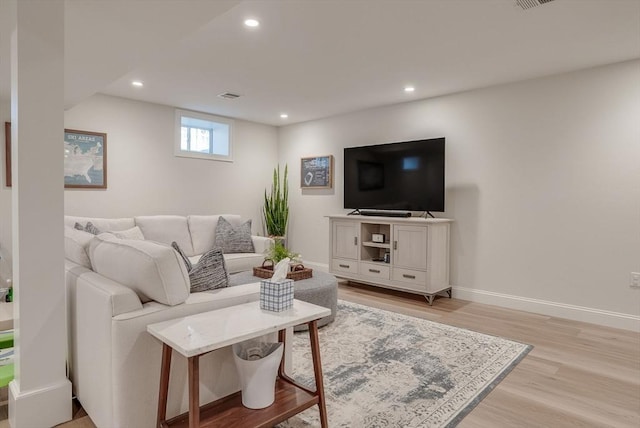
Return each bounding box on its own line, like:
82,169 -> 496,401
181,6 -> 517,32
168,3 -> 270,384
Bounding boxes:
264,240 -> 300,263
263,164 -> 289,237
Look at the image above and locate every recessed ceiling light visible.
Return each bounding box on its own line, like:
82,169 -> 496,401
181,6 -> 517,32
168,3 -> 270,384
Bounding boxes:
244,19 -> 260,28
131,81 -> 144,87
404,86 -> 415,93
280,113 -> 289,119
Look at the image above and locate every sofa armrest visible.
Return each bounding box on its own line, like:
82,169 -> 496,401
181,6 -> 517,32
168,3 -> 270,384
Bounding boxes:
71,269 -> 143,316
66,268 -> 143,426
252,235 -> 274,255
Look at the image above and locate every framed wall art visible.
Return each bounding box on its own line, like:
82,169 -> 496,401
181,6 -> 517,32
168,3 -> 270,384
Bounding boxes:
4,122 -> 11,187
64,129 -> 107,189
4,125 -> 107,189
301,155 -> 333,189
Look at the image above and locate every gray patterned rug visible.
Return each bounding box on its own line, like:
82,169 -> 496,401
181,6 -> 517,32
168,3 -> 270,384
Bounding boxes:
280,300 -> 532,427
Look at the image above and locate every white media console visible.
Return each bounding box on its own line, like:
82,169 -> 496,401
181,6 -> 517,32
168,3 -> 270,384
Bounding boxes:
328,214 -> 452,304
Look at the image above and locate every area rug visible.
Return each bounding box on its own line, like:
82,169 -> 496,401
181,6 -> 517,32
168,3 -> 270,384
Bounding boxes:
279,300 -> 532,427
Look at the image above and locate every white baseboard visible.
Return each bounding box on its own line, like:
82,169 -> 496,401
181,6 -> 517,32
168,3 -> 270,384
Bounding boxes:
306,259 -> 639,331
9,378 -> 72,428
453,286 -> 640,332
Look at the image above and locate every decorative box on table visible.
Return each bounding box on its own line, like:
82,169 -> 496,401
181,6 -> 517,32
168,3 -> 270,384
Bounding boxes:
260,279 -> 294,312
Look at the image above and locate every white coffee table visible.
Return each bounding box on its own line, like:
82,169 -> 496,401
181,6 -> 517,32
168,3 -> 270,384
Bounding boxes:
147,299 -> 331,428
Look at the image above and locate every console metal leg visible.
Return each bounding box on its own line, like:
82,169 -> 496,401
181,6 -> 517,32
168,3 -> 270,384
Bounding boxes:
446,288 -> 452,298
424,294 -> 434,305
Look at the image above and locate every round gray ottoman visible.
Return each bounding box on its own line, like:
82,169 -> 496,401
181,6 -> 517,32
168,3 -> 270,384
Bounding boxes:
229,270 -> 338,331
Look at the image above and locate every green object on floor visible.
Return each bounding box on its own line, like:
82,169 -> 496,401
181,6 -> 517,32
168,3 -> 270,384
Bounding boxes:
0,329 -> 14,388
0,331 -> 13,349
0,363 -> 13,388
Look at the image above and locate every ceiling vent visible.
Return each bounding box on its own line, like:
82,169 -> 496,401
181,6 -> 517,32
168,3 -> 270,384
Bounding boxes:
218,92 -> 241,100
515,0 -> 555,10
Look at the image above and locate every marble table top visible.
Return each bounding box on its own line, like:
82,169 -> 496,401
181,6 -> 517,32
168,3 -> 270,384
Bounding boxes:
147,299 -> 330,357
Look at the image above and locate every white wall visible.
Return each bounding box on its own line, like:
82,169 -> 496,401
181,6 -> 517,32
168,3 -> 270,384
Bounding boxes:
64,94 -> 278,232
278,60 -> 640,327
2,63 -> 638,328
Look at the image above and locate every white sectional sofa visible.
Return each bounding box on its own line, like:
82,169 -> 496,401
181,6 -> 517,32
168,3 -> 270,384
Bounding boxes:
63,214 -> 274,428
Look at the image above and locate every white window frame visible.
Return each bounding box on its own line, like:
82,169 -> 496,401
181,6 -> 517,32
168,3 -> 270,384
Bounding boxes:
174,109 -> 234,162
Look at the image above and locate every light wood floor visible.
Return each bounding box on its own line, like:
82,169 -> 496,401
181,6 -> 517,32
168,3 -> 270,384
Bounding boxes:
2,280 -> 639,427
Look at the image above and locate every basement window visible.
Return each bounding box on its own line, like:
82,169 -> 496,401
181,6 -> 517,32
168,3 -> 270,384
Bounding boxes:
175,109 -> 233,162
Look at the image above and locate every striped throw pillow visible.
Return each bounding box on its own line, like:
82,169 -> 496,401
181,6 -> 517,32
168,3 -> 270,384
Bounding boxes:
189,247 -> 229,292
171,241 -> 192,272
75,221 -> 101,235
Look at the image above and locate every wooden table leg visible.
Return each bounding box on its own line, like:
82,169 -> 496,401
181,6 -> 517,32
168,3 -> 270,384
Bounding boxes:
188,356 -> 200,428
278,328 -> 286,377
308,320 -> 328,428
157,344 -> 172,428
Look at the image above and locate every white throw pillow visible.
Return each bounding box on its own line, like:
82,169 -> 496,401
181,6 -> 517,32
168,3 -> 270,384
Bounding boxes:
111,226 -> 145,240
64,226 -> 94,269
88,235 -> 190,306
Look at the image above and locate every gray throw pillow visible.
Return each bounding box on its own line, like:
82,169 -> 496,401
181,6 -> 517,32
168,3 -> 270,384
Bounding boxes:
214,217 -> 255,254
189,247 -> 229,292
75,221 -> 101,235
171,241 -> 192,272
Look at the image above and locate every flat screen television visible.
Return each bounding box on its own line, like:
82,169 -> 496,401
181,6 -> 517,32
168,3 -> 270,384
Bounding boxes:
344,138 -> 445,213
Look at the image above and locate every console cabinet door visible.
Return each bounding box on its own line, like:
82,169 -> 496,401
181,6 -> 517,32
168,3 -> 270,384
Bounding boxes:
332,220 -> 359,260
393,225 -> 427,270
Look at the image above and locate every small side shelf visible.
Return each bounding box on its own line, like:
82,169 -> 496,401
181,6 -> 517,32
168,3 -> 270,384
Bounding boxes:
162,379 -> 318,428
361,259 -> 390,265
362,241 -> 391,249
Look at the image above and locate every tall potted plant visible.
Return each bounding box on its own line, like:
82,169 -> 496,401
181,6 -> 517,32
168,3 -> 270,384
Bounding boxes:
263,164 -> 289,241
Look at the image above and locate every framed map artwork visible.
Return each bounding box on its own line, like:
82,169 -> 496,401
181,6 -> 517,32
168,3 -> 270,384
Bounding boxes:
64,129 -> 107,189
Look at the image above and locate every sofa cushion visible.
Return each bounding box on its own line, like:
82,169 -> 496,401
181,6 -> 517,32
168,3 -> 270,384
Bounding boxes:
189,247 -> 229,292
223,253 -> 266,274
88,235 -> 190,306
65,216 -> 135,232
64,226 -> 94,269
187,214 -> 242,255
135,215 -> 195,256
215,217 -> 255,254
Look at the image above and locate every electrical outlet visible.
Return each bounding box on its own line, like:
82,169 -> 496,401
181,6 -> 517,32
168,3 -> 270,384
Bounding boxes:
631,272 -> 640,288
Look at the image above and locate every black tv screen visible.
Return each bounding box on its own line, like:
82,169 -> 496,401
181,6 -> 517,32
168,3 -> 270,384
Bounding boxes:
344,138 -> 445,212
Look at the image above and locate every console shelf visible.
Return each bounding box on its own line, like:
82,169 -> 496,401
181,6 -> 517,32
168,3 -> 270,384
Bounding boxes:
362,241 -> 390,249
329,215 -> 452,305
162,379 -> 318,428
